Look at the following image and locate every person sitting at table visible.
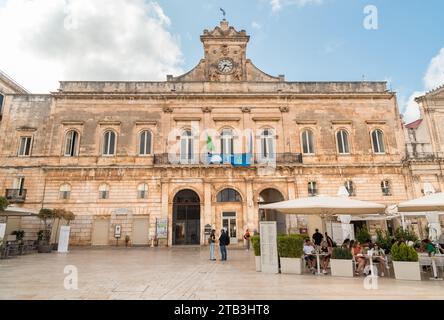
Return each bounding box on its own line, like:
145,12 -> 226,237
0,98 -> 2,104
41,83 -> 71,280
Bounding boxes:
439,232 -> 444,254
303,239 -> 316,274
369,243 -> 387,277
341,239 -> 351,249
320,240 -> 331,275
351,241 -> 367,276
422,239 -> 438,256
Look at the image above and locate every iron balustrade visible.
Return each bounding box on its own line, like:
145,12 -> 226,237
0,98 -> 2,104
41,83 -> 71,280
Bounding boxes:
5,189 -> 27,203
154,153 -> 303,165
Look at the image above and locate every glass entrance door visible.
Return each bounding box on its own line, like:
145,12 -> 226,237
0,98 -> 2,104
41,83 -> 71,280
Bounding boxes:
222,212 -> 237,244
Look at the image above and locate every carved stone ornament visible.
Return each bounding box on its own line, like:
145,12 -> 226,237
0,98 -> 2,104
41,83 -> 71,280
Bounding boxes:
201,106 -> 213,113
280,106 -> 289,113
241,107 -> 252,113
163,106 -> 173,113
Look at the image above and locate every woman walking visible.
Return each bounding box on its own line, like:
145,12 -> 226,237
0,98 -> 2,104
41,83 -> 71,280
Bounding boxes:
209,229 -> 216,261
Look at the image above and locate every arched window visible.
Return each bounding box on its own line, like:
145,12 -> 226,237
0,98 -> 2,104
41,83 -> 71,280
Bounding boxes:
301,129 -> 315,154
64,130 -> 79,157
371,129 -> 385,154
137,183 -> 148,199
0,93 -> 4,114
99,184 -> 110,199
260,129 -> 275,159
217,188 -> 242,202
345,180 -> 355,196
103,131 -> 116,156
220,129 -> 234,162
139,130 -> 152,156
59,184 -> 72,200
336,130 -> 350,154
180,130 -> 193,163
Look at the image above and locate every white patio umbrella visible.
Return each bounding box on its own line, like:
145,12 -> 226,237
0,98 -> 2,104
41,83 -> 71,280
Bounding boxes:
259,195 -> 386,215
397,192 -> 444,213
260,193 -> 386,242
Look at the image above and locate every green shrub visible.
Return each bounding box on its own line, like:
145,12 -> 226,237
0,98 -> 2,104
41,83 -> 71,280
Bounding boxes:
394,227 -> 418,243
251,235 -> 260,256
277,235 -> 304,258
391,242 -> 419,262
12,230 -> 25,241
331,247 -> 353,260
376,229 -> 394,253
356,227 -> 371,244
0,196 -> 9,212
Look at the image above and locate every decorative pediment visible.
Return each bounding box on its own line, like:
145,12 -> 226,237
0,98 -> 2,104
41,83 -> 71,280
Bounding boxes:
201,20 -> 249,41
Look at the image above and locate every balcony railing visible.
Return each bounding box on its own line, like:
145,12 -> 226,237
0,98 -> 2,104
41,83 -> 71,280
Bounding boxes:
405,152 -> 444,160
5,189 -> 27,203
154,153 -> 303,166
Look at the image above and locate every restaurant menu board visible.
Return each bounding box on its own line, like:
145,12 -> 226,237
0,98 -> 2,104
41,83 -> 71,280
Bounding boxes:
57,226 -> 71,253
156,218 -> 168,239
0,223 -> 6,240
260,222 -> 279,274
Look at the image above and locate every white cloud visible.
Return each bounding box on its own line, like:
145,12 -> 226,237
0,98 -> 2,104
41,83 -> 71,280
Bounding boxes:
270,0 -> 323,12
251,21 -> 261,29
401,48 -> 444,123
424,48 -> 444,91
401,91 -> 424,124
0,0 -> 183,93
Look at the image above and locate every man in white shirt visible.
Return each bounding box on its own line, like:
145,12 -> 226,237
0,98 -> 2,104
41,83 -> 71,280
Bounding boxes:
439,233 -> 444,254
303,239 -> 316,273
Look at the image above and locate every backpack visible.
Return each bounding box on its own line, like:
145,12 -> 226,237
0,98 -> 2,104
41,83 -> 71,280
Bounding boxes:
226,235 -> 230,246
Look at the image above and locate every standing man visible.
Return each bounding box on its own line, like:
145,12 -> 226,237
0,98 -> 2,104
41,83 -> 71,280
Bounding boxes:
312,229 -> 323,247
219,229 -> 230,261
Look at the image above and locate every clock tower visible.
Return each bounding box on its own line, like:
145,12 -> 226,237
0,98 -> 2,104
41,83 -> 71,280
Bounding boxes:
200,19 -> 249,82
169,20 -> 283,83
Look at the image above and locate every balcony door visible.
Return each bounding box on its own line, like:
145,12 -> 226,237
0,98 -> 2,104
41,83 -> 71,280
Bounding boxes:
13,177 -> 25,196
180,130 -> 194,164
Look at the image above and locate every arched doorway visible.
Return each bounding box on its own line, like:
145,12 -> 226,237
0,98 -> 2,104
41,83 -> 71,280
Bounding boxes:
173,189 -> 201,245
258,188 -> 286,234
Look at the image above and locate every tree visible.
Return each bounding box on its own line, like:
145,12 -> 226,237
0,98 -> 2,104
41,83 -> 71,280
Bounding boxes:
0,196 -> 9,212
38,208 -> 55,244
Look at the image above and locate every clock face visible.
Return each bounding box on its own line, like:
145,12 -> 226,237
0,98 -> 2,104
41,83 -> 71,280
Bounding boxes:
217,59 -> 234,74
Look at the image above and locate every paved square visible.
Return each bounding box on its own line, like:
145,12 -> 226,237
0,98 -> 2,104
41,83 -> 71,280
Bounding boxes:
1,247 -> 444,300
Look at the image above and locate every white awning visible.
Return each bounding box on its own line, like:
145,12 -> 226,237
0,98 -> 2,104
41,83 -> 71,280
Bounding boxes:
259,195 -> 386,215
1,206 -> 39,217
398,193 -> 444,213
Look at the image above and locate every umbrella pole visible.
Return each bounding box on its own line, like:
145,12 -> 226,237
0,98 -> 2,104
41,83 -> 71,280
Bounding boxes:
401,214 -> 406,231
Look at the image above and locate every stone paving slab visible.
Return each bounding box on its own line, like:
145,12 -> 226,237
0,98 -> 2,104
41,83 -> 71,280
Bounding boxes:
1,247 -> 444,300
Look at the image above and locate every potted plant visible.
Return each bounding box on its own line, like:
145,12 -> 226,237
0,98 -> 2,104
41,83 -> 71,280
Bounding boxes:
37,208 -> 55,253
356,227 -> 371,244
251,235 -> 261,272
391,242 -> 421,281
330,247 -> 354,277
11,230 -> 25,244
278,235 -> 304,274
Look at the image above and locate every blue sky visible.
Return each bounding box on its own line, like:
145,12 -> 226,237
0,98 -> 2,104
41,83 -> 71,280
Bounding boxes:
157,0 -> 444,120
0,0 -> 443,122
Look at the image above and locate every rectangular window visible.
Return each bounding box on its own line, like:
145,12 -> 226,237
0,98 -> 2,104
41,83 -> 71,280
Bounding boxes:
308,182 -> 317,196
381,181 -> 391,196
18,137 -> 32,156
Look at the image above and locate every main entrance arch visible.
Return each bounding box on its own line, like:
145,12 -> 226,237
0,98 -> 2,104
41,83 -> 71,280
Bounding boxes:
173,189 -> 201,245
258,188 -> 287,234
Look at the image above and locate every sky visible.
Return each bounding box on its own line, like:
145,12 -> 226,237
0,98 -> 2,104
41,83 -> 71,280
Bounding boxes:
0,0 -> 443,123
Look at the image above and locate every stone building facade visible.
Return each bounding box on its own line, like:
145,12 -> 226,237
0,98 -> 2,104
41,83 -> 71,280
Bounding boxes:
0,21 -> 427,246
403,86 -> 444,238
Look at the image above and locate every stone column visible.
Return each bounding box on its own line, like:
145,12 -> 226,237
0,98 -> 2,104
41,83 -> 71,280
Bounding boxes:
161,180 -> 170,246
203,181 -> 212,245
245,178 -> 256,231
